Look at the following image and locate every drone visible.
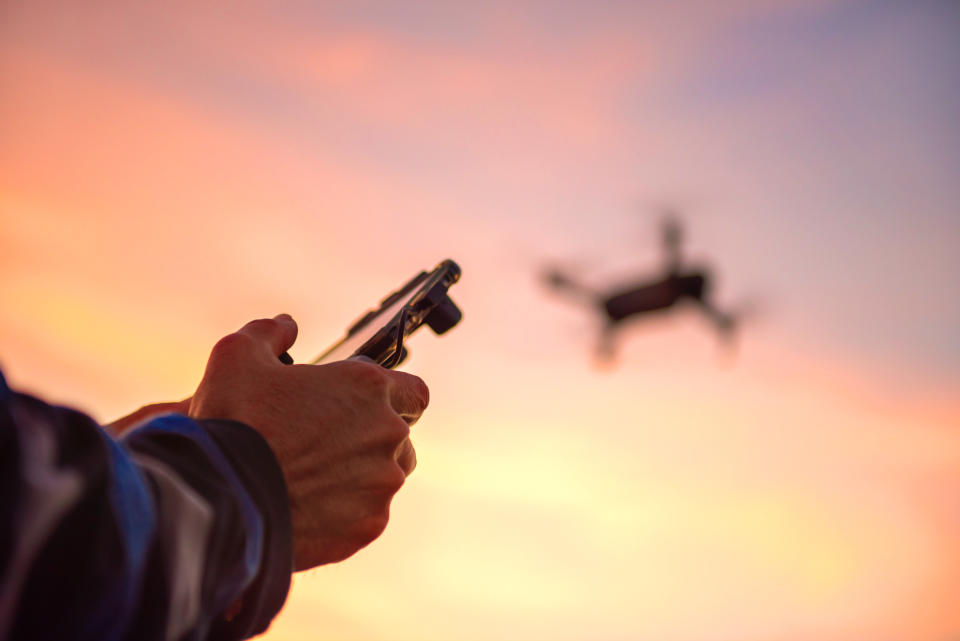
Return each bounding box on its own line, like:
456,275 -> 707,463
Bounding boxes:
542,213 -> 738,362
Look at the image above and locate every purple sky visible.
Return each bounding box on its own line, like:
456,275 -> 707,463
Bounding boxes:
2,2 -> 959,639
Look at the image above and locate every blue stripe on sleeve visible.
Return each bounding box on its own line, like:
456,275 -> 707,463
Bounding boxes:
97,436 -> 157,641
130,414 -> 264,584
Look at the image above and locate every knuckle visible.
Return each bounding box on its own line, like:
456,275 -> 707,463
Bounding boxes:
353,503 -> 390,547
355,512 -> 389,546
382,463 -> 406,493
244,317 -> 279,334
349,360 -> 389,394
210,332 -> 254,360
412,376 -> 430,410
406,374 -> 430,409
384,415 -> 410,445
394,372 -> 430,411
397,441 -> 417,476
407,453 -> 418,475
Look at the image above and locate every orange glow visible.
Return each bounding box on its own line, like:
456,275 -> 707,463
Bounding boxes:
2,2 -> 958,640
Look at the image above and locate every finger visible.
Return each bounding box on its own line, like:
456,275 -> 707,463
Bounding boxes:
108,397 -> 193,435
395,438 -> 417,476
237,314 -> 298,359
386,371 -> 429,423
168,397 -> 193,415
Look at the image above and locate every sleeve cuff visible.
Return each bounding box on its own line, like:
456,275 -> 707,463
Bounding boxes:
199,419 -> 294,639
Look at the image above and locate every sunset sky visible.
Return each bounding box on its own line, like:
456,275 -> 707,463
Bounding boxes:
1,1 -> 959,639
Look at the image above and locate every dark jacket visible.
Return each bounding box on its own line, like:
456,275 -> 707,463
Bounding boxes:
0,370 -> 292,641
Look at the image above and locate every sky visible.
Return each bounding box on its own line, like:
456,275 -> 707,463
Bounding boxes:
1,1 -> 959,639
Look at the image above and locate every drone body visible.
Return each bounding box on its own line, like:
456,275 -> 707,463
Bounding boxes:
543,215 -> 737,362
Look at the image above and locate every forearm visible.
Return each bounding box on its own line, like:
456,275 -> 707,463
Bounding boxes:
0,375 -> 292,641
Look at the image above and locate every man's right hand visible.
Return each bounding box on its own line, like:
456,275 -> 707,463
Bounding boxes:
188,314 -> 429,571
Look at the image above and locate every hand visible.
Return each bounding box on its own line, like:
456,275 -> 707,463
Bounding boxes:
108,398 -> 192,436
188,314 -> 428,570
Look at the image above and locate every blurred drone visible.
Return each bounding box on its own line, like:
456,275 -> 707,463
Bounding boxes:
542,212 -> 738,362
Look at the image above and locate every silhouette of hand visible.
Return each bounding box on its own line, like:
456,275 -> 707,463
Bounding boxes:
189,314 -> 428,570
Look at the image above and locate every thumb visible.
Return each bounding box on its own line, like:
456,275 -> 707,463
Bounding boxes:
236,314 -> 299,359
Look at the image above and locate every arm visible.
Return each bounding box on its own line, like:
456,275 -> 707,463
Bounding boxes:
1,313 -> 428,640
0,372 -> 291,641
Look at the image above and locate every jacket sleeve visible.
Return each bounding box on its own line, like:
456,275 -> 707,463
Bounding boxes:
0,371 -> 293,641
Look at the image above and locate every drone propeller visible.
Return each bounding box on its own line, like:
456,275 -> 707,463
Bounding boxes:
653,207 -> 685,272
660,210 -> 683,246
